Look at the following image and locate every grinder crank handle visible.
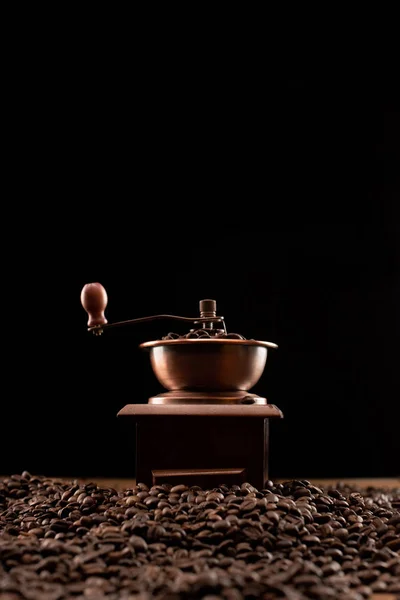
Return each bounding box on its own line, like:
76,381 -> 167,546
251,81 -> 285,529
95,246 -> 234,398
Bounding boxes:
81,283 -> 109,328
80,283 -> 225,334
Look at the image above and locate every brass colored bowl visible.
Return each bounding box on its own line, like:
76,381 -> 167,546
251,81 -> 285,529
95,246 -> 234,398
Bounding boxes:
140,338 -> 277,392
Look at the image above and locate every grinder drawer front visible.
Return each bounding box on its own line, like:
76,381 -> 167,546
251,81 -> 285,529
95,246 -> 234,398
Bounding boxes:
151,468 -> 247,488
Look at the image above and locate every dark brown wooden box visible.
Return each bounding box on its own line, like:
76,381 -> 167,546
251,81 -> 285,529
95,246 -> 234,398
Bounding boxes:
118,404 -> 283,490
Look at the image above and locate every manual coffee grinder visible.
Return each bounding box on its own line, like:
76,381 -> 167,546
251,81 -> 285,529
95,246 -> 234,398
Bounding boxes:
81,283 -> 283,489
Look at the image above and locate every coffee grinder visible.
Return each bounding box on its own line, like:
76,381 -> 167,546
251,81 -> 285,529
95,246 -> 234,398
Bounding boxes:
81,283 -> 283,489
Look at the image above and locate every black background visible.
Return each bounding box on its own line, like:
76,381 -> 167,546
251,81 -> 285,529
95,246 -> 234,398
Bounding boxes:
2,61 -> 399,481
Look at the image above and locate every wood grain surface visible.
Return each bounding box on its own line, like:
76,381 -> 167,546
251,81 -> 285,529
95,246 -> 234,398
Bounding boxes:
71,477 -> 400,490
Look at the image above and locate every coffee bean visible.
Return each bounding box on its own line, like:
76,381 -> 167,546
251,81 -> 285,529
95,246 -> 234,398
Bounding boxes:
265,493 -> 279,504
387,538 -> 400,551
308,584 -> 337,597
49,520 -> 69,533
206,492 -> 225,503
321,560 -> 342,576
240,499 -> 257,512
334,527 -> 349,540
27,527 -> 45,537
297,506 -> 313,523
170,485 -> 188,494
294,488 -> 311,498
292,574 -> 320,586
325,548 -> 344,560
240,483 -> 256,494
320,523 -> 334,537
313,512 -> 332,524
129,535 -> 148,552
276,539 -> 293,549
302,535 -> 321,545
266,511 -> 280,524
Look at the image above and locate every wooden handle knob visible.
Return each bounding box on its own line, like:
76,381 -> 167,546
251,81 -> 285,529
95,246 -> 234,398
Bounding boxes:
81,283 -> 108,327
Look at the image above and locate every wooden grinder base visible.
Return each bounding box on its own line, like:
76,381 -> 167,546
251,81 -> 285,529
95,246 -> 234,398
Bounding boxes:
118,404 -> 283,490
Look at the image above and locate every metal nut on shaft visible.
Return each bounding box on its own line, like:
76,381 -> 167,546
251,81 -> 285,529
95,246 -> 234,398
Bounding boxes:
199,299 -> 217,318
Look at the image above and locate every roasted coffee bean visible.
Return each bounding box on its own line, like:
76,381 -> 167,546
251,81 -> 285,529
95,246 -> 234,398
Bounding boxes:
293,574 -> 320,586
129,535 -> 148,552
170,485 -> 188,494
334,527 -> 349,541
293,488 -> 312,498
325,547 -> 344,560
206,492 -> 224,503
240,499 -> 257,512
313,512 -> 332,524
321,560 -> 342,576
320,523 -> 334,537
266,510 -> 280,524
387,537 -> 400,551
265,493 -> 279,504
27,527 -> 45,537
302,534 -> 321,545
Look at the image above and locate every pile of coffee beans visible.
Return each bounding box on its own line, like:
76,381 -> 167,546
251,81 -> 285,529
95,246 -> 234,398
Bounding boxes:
1,473 -> 399,599
162,330 -> 245,340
